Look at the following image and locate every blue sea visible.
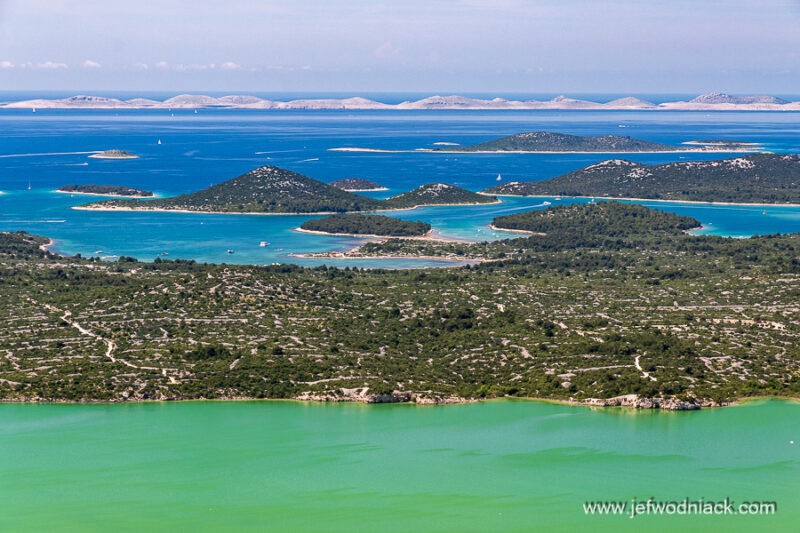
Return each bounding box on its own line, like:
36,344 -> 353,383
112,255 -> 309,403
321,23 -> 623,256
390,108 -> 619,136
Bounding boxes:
2,106 -> 800,268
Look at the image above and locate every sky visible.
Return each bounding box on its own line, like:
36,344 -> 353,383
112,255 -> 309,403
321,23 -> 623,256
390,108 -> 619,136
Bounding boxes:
1,0 -> 799,95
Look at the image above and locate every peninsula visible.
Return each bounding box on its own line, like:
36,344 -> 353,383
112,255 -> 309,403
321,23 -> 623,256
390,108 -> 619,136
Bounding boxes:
77,166 -> 497,214
484,153 -> 800,204
439,132 -> 758,153
299,214 -> 431,237
2,200 -> 800,407
57,184 -> 154,197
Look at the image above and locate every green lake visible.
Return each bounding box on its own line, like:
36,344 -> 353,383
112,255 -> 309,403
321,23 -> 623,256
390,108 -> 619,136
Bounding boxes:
1,399 -> 797,532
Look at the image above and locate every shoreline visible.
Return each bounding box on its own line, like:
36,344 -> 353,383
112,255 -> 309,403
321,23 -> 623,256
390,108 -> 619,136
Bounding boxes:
87,154 -> 139,160
38,238 -> 55,253
1,393 -> 796,410
289,252 -> 479,263
487,224 -> 545,235
72,199 -> 502,216
340,188 -> 389,192
54,189 -> 156,199
484,192 -> 800,208
330,147 -> 764,154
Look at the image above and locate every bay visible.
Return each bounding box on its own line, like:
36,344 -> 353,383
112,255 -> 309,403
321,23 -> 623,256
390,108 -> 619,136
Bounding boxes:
0,399 -> 797,531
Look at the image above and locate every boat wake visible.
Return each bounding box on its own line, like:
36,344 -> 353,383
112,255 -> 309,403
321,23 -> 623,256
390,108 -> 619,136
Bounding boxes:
0,151 -> 99,159
2,219 -> 67,223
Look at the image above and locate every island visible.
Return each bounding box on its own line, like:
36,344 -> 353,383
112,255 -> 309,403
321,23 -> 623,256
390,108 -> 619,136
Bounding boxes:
3,200 -> 800,407
299,214 -> 431,237
57,184 -> 154,197
382,183 -> 499,208
436,132 -> 759,153
484,153 -> 800,204
88,149 -> 139,159
329,178 -> 388,191
77,166 -> 497,214
490,201 -> 701,235
79,166 -> 385,214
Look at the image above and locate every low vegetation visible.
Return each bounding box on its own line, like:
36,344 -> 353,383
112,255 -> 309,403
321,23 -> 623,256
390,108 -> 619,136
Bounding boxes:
300,214 -> 431,237
383,183 -> 497,208
58,184 -> 154,197
1,202 -> 799,405
329,178 -> 386,191
485,154 -> 800,204
81,167 -> 494,214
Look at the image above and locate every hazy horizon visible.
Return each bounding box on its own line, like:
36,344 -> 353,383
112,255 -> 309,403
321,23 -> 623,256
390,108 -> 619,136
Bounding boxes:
2,0 -> 799,93
4,90 -> 800,106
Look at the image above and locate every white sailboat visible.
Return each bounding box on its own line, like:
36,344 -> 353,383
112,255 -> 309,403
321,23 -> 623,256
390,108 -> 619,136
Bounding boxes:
496,174 -> 502,181
157,139 -> 162,145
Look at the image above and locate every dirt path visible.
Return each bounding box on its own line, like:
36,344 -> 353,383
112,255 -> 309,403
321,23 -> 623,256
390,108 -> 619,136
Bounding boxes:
635,354 -> 657,381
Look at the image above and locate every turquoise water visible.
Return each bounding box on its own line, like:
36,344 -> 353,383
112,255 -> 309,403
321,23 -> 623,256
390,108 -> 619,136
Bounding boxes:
0,400 -> 797,532
3,108 -> 800,531
2,109 -> 800,267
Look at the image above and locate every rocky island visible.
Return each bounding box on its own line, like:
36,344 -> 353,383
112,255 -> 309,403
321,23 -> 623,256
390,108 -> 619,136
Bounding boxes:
437,132 -> 759,153
484,153 -> 800,204
329,178 -> 388,191
383,183 -> 498,208
77,166 -> 497,214
79,166 -> 386,214
88,149 -> 139,159
299,214 -> 431,237
57,184 -> 154,197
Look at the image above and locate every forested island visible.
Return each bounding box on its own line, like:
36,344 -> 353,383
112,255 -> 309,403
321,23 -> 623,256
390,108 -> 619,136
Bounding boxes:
57,184 -> 154,197
300,214 -> 431,237
329,178 -> 387,191
2,201 -> 799,407
77,166 -> 496,214
491,202 -> 700,235
484,153 -> 800,204
435,132 -> 757,153
88,149 -> 139,159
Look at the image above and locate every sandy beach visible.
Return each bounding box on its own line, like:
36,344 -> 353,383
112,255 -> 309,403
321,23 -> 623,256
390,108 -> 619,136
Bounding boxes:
487,224 -> 545,235
38,238 -> 55,252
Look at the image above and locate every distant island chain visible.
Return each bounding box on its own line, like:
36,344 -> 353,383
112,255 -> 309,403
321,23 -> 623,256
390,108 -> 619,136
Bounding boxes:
4,92 -> 800,110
